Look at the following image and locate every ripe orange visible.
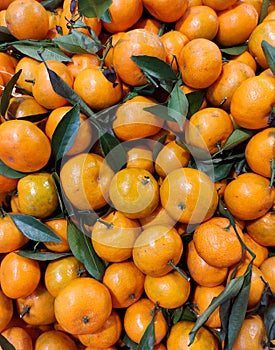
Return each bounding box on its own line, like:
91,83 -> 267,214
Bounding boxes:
133,17 -> 162,35
0,288 -> 13,332
0,52 -> 17,85
54,277 -> 112,335
259,256 -> 275,294
144,269 -> 191,309
126,143 -> 154,174
0,0 -> 15,10
15,56 -> 40,93
178,38 -> 222,89
243,233 -> 268,267
142,0 -> 188,22
160,167 -> 218,224
112,29 -> 167,86
246,211 -> 275,247
5,0 -> 49,40
230,75 -> 275,129
124,298 -> 168,345
0,120 -> 51,173
139,203 -> 176,230
186,240 -> 228,287
1,326 -> 33,350
102,0 -> 143,33
73,67 -> 123,110
43,218 -> 70,253
215,3 -> 258,47
102,32 -> 125,69
230,50 -> 257,73
175,5 -> 219,41
34,330 -> 78,350
132,224 -> 183,277
109,167 -> 159,219
67,53 -> 100,79
245,127 -> 275,178
102,260 -> 145,308
223,172 -> 275,221
0,251 -> 41,299
193,217 -> 244,268
0,174 -> 18,194
202,0 -> 238,10
60,152 -> 114,211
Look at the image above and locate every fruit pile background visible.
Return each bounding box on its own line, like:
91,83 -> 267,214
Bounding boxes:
0,0 -> 274,349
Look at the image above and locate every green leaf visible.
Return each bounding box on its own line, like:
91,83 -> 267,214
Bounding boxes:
0,26 -> 15,43
121,333 -> 137,350
101,9 -> 112,23
136,305 -> 157,350
15,112 -> 50,124
0,334 -> 15,350
186,90 -> 206,119
99,131 -> 127,172
143,104 -> 176,124
220,44 -> 248,55
16,250 -> 72,261
40,0 -> 63,10
67,218 -> 106,280
131,55 -> 177,82
53,30 -> 102,54
264,303 -> 275,344
0,160 -> 26,179
168,83 -> 188,131
218,128 -> 256,153
51,104 -> 80,163
78,0 -> 112,19
259,0 -> 270,23
0,69 -> 22,117
262,40 -> 275,75
9,214 -> 62,242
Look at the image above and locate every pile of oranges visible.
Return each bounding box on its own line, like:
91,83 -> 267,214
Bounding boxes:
0,0 -> 274,349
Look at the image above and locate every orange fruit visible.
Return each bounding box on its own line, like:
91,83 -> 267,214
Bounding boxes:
44,255 -> 87,298
166,320 -> 219,349
248,19 -> 275,68
34,330 -> 78,350
184,107 -> 234,154
126,142 -> 154,174
178,38 -> 222,89
232,315 -> 267,350
1,326 -> 33,350
160,30 -> 190,72
5,0 -> 49,40
0,251 -> 41,299
223,172 -> 275,221
133,17 -> 162,35
0,0 -> 15,10
160,167 -> 218,224
15,56 -> 40,92
102,32 -> 125,69
263,9 -> 275,21
202,0 -> 238,11
175,5 -> 219,41
139,203 -> 176,230
54,277 -> 112,335
102,260 -> 145,308
187,240 -> 228,287
144,269 -> 191,309
90,210 -> 141,262
0,288 -> 13,332
0,51 -> 17,85
67,53 -> 100,79
32,59 -> 74,110
230,50 -> 257,73
245,127 -> 275,178
112,95 -> 164,141
215,3 -> 258,47
246,211 -> 275,247
193,217 -> 244,268
0,213 -> 29,253
193,284 -> 225,328
78,310 -> 122,349
124,298 -> 168,345
60,152 -> 114,211
206,61 -> 255,110
260,256 -> 275,294
0,174 -> 18,194
230,75 -> 275,129
155,140 -> 191,178
188,0 -> 203,5
16,172 -> 59,219
243,233 -> 268,267
15,283 -> 56,326
73,67 -> 123,110
112,29 -> 167,86
109,167 -> 159,219
240,0 -> 263,16
0,119 -> 51,173
43,218 -> 70,253
142,0 -> 188,22
45,105 -> 93,156
101,0 -> 143,33
132,224 -> 183,277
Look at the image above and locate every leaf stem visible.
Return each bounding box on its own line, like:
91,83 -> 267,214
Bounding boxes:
269,158 -> 275,188
167,260 -> 190,281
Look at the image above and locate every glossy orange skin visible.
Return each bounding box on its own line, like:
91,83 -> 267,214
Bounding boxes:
34,330 -> 78,350
1,326 -> 33,350
260,256 -> 275,294
142,0 -> 188,22
246,212 -> 275,247
0,288 -> 13,332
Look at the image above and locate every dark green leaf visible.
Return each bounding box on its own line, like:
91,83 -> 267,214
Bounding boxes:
0,69 -> 22,117
136,314 -> 155,350
40,0 -> 63,10
67,219 -> 106,280
53,30 -> 102,54
219,128 -> 256,153
9,214 -> 62,242
220,44 -> 248,55
0,334 -> 15,350
259,0 -> 270,23
143,104 -> 176,123
121,333 -> 137,350
51,104 -> 80,162
0,26 -> 15,43
262,40 -> 275,75
101,9 -> 111,23
168,83 -> 188,131
16,112 -> 50,124
186,90 -> 206,119
131,55 -> 177,82
197,160 -> 232,182
264,303 -> 275,343
16,250 -> 71,261
78,0 -> 112,19
99,132 -> 127,172
0,160 -> 26,179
